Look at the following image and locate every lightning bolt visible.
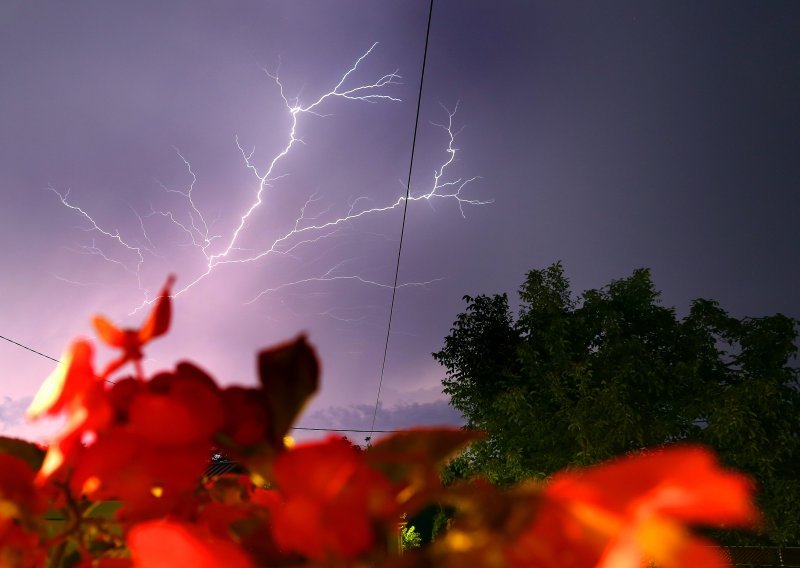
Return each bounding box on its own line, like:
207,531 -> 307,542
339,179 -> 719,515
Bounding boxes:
50,187 -> 151,300
51,43 -> 490,315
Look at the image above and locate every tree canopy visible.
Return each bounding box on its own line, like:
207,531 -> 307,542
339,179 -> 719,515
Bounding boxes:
434,262 -> 799,545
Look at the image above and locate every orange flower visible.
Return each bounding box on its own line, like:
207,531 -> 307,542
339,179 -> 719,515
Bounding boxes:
510,446 -> 758,568
268,436 -> 396,560
93,276 -> 175,379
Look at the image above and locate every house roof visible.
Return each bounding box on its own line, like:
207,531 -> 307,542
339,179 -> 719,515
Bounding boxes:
204,459 -> 246,478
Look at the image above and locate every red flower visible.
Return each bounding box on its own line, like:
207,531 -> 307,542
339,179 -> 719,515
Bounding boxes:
268,436 -> 397,559
93,276 -> 175,379
68,364 -> 225,520
256,336 -> 319,450
510,446 -> 758,568
0,454 -> 44,519
219,387 -> 269,449
126,363 -> 224,447
70,429 -> 209,520
27,339 -> 96,420
15,291 -> 766,567
127,521 -> 253,568
26,340 -> 113,480
0,455 -> 46,568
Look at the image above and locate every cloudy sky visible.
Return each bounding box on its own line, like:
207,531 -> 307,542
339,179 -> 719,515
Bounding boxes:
1,2 -> 798,444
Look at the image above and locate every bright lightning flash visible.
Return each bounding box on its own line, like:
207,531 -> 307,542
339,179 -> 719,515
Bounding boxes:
51,43 -> 490,314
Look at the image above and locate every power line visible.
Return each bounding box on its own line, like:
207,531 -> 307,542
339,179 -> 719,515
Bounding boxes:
292,426 -> 401,433
2,332 -> 453,435
369,0 -> 435,441
0,334 -> 61,364
6,3 -> 440,438
1,333 -> 119,385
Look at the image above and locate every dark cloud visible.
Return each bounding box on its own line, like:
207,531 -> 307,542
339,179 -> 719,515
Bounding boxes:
2,1 -> 798,446
299,399 -> 464,433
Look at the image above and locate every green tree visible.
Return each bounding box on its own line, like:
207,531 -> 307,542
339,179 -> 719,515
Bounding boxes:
434,262 -> 799,544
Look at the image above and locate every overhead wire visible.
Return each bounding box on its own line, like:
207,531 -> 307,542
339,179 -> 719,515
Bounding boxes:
1,333 -> 422,435
0,334 -> 61,364
291,427 -> 401,433
1,333 -> 111,385
368,0 -> 435,443
5,0 -> 444,440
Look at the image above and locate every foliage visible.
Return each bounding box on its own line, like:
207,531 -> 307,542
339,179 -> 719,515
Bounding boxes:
434,262 -> 799,545
401,525 -> 422,550
0,276 -> 762,566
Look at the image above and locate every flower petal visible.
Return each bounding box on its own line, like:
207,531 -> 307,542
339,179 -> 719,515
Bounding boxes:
27,340 -> 95,419
93,316 -> 126,348
138,275 -> 175,343
128,521 -> 253,568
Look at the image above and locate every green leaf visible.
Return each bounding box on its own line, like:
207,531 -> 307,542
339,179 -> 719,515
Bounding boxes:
257,336 -> 319,448
366,428 -> 484,483
0,435 -> 45,471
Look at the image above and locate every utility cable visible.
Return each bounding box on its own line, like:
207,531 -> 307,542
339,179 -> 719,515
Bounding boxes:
368,0 -> 435,442
0,334 -> 61,364
6,2 -> 439,441
2,333 -> 449,434
1,333 -> 117,385
292,427 -> 401,433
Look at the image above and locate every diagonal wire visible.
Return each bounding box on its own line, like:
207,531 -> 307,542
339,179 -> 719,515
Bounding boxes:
368,0 -> 435,441
7,2 -> 439,436
1,333 -> 435,433
292,427 -> 400,433
1,333 -> 120,384
0,334 -> 61,363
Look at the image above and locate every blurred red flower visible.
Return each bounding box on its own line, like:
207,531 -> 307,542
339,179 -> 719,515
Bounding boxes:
93,276 -> 175,379
127,521 -> 253,568
509,446 -> 758,568
268,436 -> 397,559
0,455 -> 46,568
26,340 -> 113,481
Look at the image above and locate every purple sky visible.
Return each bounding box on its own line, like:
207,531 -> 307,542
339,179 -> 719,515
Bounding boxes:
2,2 -> 799,444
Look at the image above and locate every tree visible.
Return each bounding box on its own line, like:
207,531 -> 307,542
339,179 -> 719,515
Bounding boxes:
434,262 -> 800,545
